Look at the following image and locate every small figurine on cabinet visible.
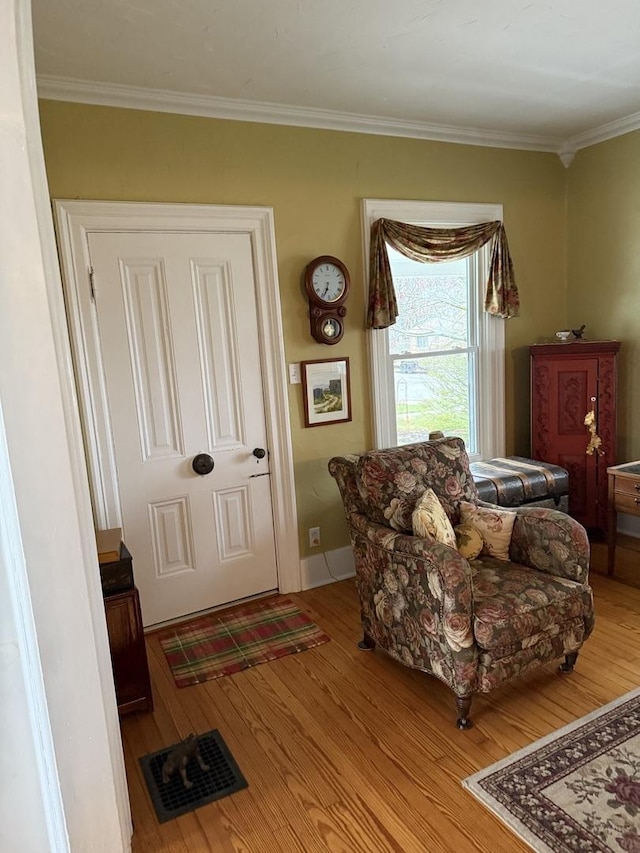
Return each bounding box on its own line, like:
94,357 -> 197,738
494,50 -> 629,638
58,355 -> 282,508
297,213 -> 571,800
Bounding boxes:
572,324 -> 586,339
161,733 -> 210,789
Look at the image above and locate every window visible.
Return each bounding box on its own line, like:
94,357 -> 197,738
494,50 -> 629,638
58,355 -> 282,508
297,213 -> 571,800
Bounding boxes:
389,249 -> 478,451
362,199 -> 505,462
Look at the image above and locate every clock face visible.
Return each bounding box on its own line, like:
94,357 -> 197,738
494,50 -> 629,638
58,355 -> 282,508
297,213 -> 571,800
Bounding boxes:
312,263 -> 346,303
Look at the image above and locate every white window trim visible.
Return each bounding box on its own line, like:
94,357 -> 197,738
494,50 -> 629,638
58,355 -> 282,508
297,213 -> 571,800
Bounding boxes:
361,199 -> 506,460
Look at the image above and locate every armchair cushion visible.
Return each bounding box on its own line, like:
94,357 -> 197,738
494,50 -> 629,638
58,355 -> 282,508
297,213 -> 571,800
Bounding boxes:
454,523 -> 483,560
412,488 -> 457,547
472,560 -> 591,651
355,436 -> 479,532
460,501 -> 516,561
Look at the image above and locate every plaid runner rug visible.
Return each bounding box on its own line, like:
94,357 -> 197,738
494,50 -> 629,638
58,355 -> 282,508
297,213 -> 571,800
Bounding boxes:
159,597 -> 330,687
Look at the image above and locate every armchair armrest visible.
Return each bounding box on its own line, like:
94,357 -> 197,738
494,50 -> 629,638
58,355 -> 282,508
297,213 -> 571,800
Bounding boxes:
349,513 -> 475,655
351,512 -> 471,572
508,506 -> 590,584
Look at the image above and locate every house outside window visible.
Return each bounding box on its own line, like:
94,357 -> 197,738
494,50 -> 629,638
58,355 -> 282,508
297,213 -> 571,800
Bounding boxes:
361,199 -> 506,462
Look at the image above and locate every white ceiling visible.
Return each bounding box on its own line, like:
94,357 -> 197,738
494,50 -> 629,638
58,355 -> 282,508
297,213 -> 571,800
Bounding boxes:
31,0 -> 640,159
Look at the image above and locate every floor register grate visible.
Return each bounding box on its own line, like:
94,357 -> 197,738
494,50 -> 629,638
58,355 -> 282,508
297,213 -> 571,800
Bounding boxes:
139,729 -> 248,823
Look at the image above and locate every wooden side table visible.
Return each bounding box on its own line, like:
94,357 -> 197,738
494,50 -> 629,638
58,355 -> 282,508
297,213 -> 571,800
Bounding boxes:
607,461 -> 640,575
104,587 -> 153,715
97,531 -> 153,714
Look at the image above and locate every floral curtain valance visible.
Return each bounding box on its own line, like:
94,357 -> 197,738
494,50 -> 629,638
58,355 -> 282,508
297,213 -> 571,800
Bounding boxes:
367,218 -> 520,329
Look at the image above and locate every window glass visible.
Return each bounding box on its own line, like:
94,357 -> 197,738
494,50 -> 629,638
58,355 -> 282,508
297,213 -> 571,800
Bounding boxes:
388,250 -> 469,355
387,248 -> 478,452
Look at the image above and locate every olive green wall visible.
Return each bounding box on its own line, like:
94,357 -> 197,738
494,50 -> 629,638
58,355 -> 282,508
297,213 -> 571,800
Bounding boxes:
38,100 -> 568,557
567,132 -> 640,464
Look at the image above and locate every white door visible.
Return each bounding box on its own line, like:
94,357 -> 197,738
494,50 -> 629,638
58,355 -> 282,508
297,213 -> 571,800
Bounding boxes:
88,231 -> 278,625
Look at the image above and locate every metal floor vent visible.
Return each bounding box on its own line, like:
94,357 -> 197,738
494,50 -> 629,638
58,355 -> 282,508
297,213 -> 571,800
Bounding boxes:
139,730 -> 248,823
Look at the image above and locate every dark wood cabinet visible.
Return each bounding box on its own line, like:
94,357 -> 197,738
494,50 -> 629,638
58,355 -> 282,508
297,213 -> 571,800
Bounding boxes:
104,587 -> 153,715
530,340 -> 620,532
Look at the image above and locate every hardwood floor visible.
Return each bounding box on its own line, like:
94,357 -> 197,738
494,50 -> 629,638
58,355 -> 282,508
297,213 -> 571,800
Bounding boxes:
122,540 -> 640,852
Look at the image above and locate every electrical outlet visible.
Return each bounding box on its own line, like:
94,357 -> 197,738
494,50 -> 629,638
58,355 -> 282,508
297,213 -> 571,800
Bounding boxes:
309,526 -> 320,548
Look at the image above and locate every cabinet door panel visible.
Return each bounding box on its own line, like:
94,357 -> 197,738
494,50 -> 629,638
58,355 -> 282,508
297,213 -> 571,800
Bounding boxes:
532,356 -> 598,528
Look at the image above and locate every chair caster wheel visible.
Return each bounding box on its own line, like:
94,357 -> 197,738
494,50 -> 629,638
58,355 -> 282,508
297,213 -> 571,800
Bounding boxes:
357,632 -> 375,651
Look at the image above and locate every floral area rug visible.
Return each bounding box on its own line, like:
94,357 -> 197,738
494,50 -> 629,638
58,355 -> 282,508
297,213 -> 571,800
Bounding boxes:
159,596 -> 330,688
463,688 -> 640,852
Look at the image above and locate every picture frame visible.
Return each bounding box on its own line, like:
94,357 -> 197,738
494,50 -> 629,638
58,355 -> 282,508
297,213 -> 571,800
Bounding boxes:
301,357 -> 352,428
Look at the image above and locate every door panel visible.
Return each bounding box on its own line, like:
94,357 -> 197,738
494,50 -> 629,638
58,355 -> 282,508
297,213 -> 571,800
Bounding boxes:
148,496 -> 195,577
119,256 -> 183,460
89,231 -> 278,625
192,258 -> 245,448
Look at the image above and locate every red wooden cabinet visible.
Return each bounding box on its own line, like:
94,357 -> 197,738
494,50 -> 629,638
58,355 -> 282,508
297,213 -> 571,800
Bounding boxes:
530,340 -> 620,532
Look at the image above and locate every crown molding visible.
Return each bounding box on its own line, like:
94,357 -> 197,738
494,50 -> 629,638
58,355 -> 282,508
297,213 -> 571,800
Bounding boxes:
557,146 -> 576,168
37,74 -> 640,165
36,74 -> 562,153
564,109 -> 640,153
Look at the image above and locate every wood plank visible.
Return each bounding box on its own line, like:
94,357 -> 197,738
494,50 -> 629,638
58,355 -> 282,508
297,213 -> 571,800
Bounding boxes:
144,624 -> 330,843
122,538 -> 640,852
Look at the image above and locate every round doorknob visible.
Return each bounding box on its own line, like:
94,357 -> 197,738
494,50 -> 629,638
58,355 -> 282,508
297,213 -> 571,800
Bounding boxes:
192,453 -> 214,475
253,448 -> 266,459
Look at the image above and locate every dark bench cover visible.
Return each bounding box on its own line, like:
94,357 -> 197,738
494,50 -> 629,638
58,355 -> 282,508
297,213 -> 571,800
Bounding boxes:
470,456 -> 568,509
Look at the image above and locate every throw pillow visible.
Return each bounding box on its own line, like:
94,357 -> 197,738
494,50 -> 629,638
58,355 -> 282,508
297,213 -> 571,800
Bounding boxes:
412,488 -> 457,548
454,522 -> 483,560
459,501 -> 516,561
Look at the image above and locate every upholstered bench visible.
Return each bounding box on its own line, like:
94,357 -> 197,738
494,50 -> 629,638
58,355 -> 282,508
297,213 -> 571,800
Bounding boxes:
470,456 -> 569,513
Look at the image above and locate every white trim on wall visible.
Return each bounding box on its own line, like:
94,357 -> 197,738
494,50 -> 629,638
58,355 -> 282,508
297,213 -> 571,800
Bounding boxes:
53,200 -> 301,595
6,2 -> 132,849
36,74 -> 562,155
36,75 -> 640,167
361,199 -> 506,460
300,546 -> 355,590
0,402 -> 68,851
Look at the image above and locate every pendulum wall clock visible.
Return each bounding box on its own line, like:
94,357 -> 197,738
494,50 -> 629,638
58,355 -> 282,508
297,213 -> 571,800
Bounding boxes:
304,255 -> 350,345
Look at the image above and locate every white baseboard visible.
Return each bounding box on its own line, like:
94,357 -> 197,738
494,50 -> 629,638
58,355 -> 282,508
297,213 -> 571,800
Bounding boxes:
617,516 -> 640,538
300,546 -> 355,590
302,519 -> 639,592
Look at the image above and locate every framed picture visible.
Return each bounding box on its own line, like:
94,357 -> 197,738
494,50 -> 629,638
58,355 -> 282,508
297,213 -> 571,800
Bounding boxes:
301,357 -> 352,428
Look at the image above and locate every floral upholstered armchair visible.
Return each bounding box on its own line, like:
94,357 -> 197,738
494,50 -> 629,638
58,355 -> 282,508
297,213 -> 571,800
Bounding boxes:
328,437 -> 594,728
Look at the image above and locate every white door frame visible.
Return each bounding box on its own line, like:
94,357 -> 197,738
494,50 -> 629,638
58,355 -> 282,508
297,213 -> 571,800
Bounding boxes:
54,200 -> 301,596
6,3 -> 131,849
